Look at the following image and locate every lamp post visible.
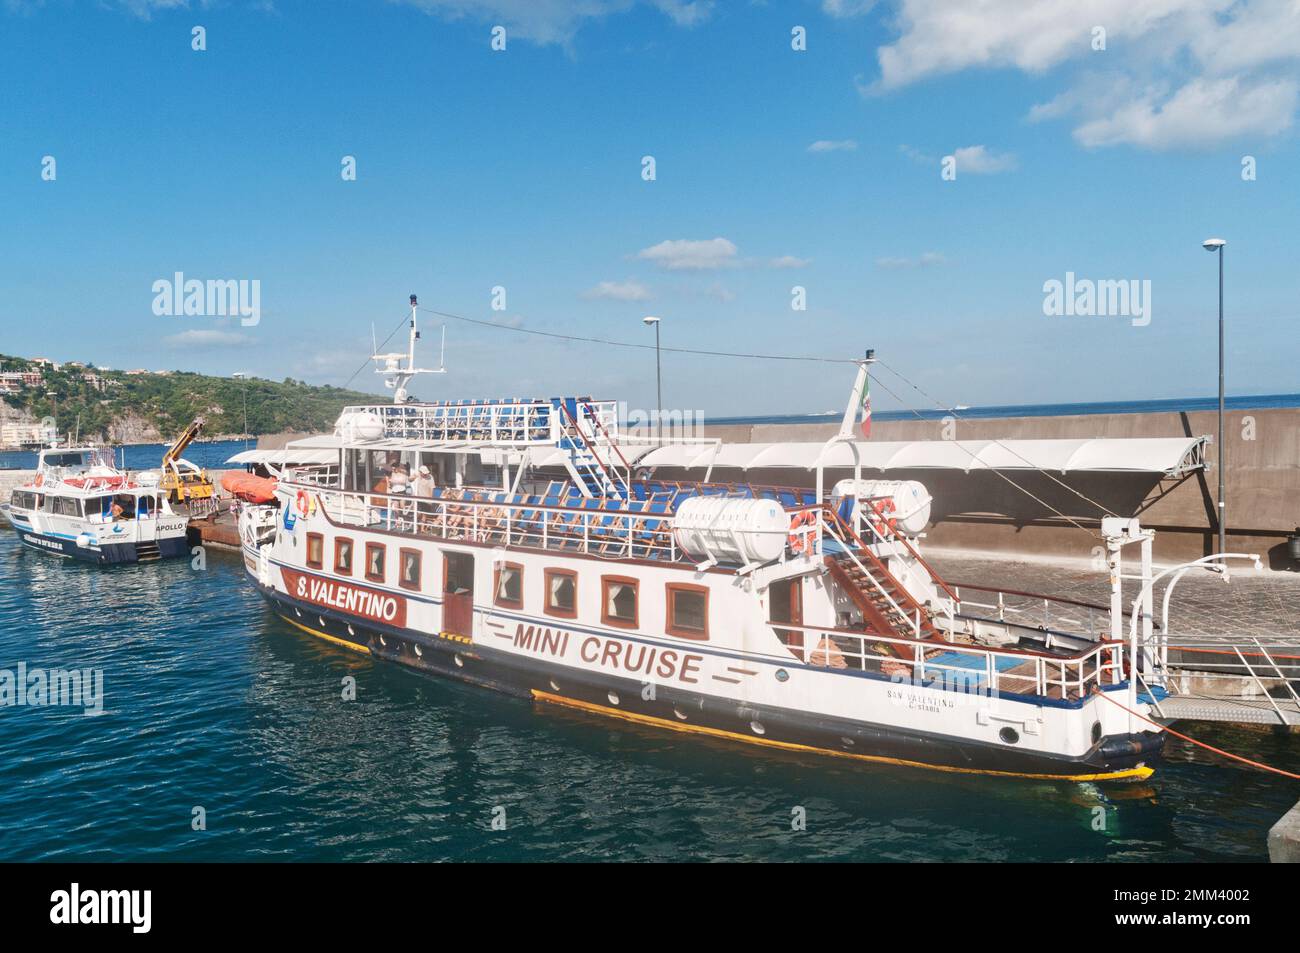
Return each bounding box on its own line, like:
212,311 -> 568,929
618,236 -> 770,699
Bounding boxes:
232,372 -> 249,450
642,315 -> 662,427
1202,238 -> 1226,558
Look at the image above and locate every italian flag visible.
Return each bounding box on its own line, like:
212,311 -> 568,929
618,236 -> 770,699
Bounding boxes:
859,370 -> 872,438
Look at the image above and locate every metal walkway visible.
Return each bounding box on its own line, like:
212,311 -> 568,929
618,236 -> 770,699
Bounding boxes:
1151,694 -> 1300,727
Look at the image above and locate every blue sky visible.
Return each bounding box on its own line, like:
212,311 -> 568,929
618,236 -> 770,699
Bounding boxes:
1,0 -> 1298,416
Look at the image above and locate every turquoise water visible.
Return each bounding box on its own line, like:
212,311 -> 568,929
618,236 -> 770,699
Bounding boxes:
0,439 -> 247,473
0,532 -> 1296,862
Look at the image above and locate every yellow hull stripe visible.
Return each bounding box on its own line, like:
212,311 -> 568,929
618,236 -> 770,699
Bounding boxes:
531,690 -> 1154,783
278,614 -> 372,655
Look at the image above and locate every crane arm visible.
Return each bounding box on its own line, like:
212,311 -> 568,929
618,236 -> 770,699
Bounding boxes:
163,416 -> 206,469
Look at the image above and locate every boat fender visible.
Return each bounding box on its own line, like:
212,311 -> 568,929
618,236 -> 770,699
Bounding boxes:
75,533 -> 94,548
34,474 -> 43,487
296,490 -> 310,517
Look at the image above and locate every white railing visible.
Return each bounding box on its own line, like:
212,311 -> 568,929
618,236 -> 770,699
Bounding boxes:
340,398 -> 620,446
290,481 -> 684,562
767,618 -> 1124,701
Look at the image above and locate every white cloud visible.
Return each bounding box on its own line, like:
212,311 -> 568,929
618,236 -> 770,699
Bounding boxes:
807,139 -> 859,152
1073,75 -> 1298,149
636,237 -> 738,271
872,0 -> 1300,149
823,0 -> 877,15
768,255 -> 811,269
952,144 -> 1018,174
701,281 -> 735,302
393,0 -> 712,45
580,279 -> 653,301
875,251 -> 947,269
164,329 -> 251,349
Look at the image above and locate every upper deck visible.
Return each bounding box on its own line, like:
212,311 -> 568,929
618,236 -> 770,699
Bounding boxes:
336,396 -> 620,448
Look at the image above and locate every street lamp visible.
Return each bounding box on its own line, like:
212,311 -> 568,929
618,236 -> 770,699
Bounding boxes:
642,316 -> 662,425
1202,238 -> 1226,558
232,372 -> 249,450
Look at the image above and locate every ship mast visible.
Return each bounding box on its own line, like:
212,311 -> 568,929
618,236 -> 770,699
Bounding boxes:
372,294 -> 445,403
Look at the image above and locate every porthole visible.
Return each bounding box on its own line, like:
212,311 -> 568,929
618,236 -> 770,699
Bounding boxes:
318,616 -> 325,628
549,679 -> 560,692
750,720 -> 766,736
1091,721 -> 1103,744
999,726 -> 1020,745
293,607 -> 301,618
607,691 -> 620,706
347,624 -> 355,636
775,669 -> 789,683
840,737 -> 855,748
414,644 -> 423,658
453,654 -> 464,668
673,707 -> 688,721
378,635 -> 387,647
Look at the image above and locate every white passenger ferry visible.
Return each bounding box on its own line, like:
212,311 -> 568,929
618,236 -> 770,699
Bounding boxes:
3,446 -> 190,563
236,300 -> 1167,781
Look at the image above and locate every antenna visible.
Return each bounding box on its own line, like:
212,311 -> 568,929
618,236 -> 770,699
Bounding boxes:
371,293 -> 446,403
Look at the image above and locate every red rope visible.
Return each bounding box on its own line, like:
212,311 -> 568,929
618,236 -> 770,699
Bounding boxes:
1095,690 -> 1300,780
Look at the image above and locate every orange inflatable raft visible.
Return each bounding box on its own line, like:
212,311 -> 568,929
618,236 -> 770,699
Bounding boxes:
220,472 -> 279,504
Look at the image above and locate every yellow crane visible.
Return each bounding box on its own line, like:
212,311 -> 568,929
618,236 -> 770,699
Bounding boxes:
160,416 -> 217,516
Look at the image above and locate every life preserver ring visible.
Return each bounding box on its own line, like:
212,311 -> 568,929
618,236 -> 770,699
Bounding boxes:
788,510 -> 816,555
296,490 -> 310,517
867,497 -> 898,536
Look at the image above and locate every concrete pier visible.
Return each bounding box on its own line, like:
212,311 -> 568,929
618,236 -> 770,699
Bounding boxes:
1269,799 -> 1300,863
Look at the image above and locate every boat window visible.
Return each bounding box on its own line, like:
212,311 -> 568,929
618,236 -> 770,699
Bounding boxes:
494,563 -> 523,608
544,569 -> 577,618
334,537 -> 353,576
365,542 -> 386,582
601,576 -> 638,628
52,496 -> 83,517
399,548 -> 421,590
666,584 -> 708,640
306,532 -> 324,569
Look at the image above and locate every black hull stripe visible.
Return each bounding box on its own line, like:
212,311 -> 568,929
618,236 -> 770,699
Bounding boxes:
257,582 -> 1162,781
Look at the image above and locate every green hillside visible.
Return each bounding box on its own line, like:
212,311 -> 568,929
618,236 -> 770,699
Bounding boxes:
0,355 -> 380,442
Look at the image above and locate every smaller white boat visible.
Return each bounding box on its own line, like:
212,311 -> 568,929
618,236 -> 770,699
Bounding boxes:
2,446 -> 190,563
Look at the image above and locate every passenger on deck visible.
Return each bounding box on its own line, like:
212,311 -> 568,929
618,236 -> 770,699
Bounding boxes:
414,465 -> 436,532
390,464 -> 413,528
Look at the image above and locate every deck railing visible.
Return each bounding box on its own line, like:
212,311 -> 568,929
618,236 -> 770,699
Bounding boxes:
339,398 -> 620,446
289,481 -> 685,562
767,618 -> 1123,702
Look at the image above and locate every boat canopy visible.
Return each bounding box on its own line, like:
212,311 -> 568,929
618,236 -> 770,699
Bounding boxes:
628,436 -> 1209,476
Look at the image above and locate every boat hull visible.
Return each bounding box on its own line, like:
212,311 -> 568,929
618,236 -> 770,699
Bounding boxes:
255,578 -> 1163,782
9,524 -> 189,564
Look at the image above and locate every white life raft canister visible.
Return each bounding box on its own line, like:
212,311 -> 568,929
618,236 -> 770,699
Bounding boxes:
831,479 -> 932,537
672,496 -> 788,565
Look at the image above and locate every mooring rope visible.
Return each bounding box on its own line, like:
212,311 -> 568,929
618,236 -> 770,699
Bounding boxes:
1094,689 -> 1300,780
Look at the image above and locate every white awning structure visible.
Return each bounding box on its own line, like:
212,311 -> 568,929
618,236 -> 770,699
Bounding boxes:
632,436 -> 1208,476
226,447 -> 341,466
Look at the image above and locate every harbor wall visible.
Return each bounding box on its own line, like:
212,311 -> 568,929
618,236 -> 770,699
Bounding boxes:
657,407 -> 1299,567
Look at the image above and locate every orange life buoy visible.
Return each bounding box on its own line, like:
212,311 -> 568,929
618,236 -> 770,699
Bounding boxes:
867,498 -> 898,536
788,510 -> 815,555
296,490 -> 310,517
